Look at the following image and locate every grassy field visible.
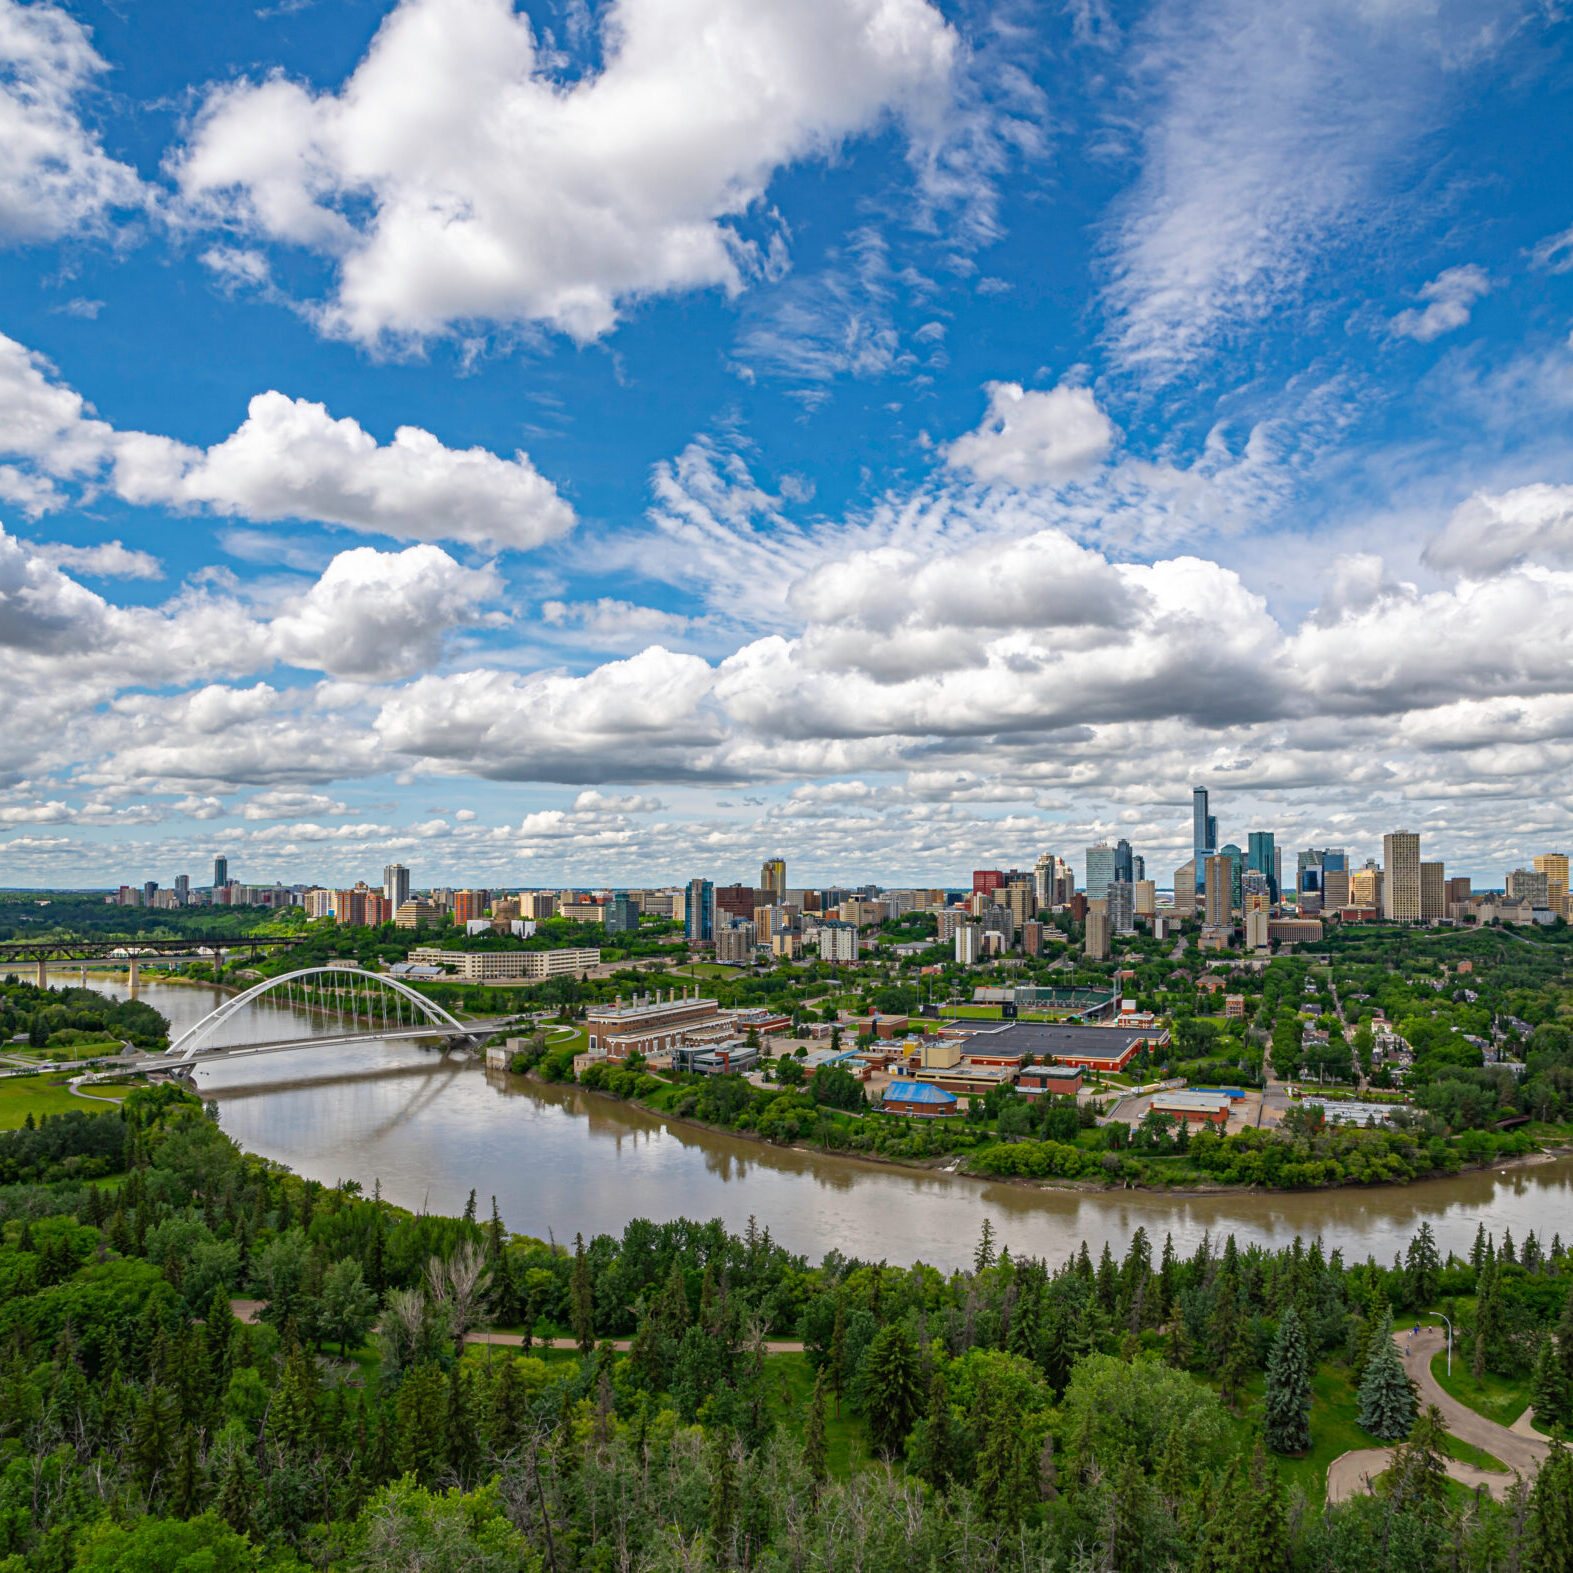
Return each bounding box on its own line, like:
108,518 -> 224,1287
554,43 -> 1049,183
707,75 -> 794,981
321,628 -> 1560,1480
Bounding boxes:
764,1350 -> 867,1473
1219,1357 -> 1508,1498
1429,1351 -> 1535,1429
15,1040 -> 125,1063
1228,1361 -> 1371,1503
1443,1433 -> 1508,1471
0,1075 -> 130,1129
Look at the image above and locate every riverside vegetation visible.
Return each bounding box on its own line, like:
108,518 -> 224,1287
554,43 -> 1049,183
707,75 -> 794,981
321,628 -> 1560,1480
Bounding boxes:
7,1085 -> 1573,1569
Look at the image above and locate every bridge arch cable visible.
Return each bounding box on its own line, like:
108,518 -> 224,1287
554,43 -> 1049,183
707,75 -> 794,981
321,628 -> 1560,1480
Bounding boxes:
165,967 -> 469,1060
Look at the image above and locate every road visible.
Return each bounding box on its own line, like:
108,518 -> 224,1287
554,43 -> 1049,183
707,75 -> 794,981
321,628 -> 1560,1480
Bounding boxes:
1325,1325 -> 1548,1503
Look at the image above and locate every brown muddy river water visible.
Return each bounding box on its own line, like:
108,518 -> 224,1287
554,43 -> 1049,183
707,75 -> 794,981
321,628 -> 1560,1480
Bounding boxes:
73,972 -> 1573,1271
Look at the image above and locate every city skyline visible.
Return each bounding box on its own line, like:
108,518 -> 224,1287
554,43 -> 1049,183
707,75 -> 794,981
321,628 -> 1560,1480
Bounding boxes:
79,815 -> 1572,903
2,0 -> 1573,888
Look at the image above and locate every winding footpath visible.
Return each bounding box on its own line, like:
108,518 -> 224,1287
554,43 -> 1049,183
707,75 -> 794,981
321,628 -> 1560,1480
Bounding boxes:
1326,1325 -> 1550,1503
464,1331 -> 806,1354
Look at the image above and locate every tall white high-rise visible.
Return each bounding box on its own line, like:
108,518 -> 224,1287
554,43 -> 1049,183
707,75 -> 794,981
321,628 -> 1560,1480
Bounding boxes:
1033,852 -> 1060,907
384,863 -> 411,908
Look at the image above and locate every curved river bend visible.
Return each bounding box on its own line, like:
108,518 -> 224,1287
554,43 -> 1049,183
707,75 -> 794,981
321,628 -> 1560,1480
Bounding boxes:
66,973 -> 1573,1273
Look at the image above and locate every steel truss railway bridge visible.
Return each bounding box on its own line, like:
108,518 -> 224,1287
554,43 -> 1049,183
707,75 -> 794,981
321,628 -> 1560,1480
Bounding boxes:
0,935 -> 305,989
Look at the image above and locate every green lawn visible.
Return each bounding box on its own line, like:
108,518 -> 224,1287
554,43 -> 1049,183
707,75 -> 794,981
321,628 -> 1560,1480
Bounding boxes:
1220,1358 -> 1509,1501
1228,1362 -> 1371,1504
764,1351 -> 867,1474
0,1075 -> 129,1129
1429,1351 -> 1535,1429
1443,1433 -> 1508,1472
19,1040 -> 126,1063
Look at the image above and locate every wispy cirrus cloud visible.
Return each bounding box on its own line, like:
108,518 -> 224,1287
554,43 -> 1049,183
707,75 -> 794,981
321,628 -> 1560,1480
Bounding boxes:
1097,0 -> 1523,380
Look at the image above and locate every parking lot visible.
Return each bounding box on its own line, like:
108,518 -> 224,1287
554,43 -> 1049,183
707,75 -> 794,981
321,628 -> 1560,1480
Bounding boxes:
1112,1086 -> 1263,1134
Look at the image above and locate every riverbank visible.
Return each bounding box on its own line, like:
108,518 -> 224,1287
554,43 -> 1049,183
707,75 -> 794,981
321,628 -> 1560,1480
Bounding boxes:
542,1068 -> 1570,1199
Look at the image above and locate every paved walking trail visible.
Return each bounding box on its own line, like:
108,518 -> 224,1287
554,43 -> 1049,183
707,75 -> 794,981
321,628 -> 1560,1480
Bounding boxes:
464,1331 -> 806,1354
1326,1325 -> 1549,1503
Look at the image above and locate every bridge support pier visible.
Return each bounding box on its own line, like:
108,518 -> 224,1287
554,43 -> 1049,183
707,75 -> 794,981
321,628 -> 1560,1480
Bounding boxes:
128,957 -> 140,993
36,958 -> 47,989
80,963 -> 88,987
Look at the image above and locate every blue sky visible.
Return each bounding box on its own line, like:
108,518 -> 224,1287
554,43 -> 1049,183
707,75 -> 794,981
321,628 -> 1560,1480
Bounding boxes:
1,0 -> 1572,892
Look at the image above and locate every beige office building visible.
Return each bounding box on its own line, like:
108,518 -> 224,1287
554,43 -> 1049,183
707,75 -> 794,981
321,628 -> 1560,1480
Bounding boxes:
1534,853 -> 1570,918
1084,909 -> 1111,960
408,946 -> 601,980
1349,865 -> 1381,910
1382,832 -> 1421,922
1323,868 -> 1351,909
1420,861 -> 1446,923
1173,859 -> 1196,915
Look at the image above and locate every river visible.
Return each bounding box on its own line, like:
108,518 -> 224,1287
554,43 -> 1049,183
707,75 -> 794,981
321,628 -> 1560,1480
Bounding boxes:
61,971 -> 1573,1273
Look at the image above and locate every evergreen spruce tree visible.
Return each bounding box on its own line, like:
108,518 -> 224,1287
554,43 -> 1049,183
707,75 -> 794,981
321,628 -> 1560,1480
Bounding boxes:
1226,1439 -> 1287,1573
365,1181 -> 386,1293
974,1219 -> 996,1274
915,1367 -> 954,1489
1155,1424 -> 1188,1511
1387,1403 -> 1450,1512
1533,1333 -> 1568,1428
394,1362 -> 448,1485
1405,1222 -> 1441,1305
1357,1312 -> 1416,1442
446,1361 -> 478,1485
974,1370 -> 1034,1524
213,1446 -> 257,1540
1263,1303 -> 1312,1455
707,1429 -> 739,1565
803,1369 -> 829,1487
860,1323 -> 921,1458
1556,1284 -> 1573,1428
1220,1312 -> 1253,1410
488,1355 -> 529,1455
570,1233 -> 594,1355
129,1386 -> 178,1502
1526,1440 -> 1573,1573
827,1295 -> 847,1419
171,1425 -> 201,1519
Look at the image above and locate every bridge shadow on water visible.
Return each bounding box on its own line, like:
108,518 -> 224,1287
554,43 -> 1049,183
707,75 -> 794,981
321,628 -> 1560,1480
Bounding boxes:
203,1052 -> 474,1142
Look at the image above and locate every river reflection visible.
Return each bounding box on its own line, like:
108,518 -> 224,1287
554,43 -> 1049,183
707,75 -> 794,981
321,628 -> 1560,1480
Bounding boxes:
61,971 -> 1573,1272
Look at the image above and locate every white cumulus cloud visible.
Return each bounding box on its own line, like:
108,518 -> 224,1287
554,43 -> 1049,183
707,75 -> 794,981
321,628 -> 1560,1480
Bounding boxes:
172,0 -> 957,346
0,0 -> 146,242
267,544 -> 504,681
0,332 -> 574,550
942,382 -> 1116,486
113,391 -> 573,551
1425,483 -> 1573,576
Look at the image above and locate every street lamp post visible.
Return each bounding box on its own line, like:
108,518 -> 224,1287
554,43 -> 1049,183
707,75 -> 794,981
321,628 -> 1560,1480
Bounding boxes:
1434,1313 -> 1453,1376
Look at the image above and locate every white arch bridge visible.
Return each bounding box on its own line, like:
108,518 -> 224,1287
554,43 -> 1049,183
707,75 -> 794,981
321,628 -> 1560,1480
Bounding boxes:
159,965 -> 509,1065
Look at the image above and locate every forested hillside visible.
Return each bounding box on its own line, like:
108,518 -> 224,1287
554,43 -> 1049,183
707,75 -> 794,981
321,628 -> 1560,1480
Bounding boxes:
3,1089 -> 1573,1570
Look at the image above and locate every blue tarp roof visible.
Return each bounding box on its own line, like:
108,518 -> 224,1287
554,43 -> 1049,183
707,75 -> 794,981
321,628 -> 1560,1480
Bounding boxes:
883,1081 -> 957,1104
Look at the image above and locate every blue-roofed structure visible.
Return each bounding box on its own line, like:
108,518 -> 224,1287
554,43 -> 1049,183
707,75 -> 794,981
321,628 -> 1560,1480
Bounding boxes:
883,1080 -> 960,1117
